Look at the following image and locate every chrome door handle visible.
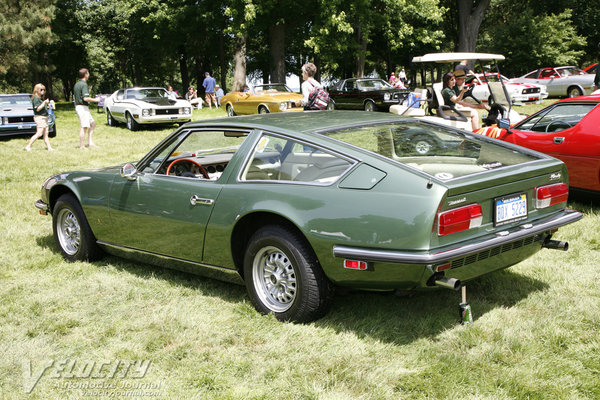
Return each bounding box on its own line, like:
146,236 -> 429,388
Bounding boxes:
190,195 -> 213,206
553,137 -> 565,144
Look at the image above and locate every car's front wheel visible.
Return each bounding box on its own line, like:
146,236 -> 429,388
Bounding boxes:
567,86 -> 583,98
226,104 -> 236,117
364,100 -> 376,112
243,225 -> 333,322
413,135 -> 436,155
107,111 -> 118,127
53,194 -> 103,262
258,105 -> 270,114
126,112 -> 139,131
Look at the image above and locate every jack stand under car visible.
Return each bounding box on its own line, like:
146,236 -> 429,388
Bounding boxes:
459,286 -> 473,325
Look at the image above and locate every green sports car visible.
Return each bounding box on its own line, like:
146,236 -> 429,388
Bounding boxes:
36,111 -> 582,322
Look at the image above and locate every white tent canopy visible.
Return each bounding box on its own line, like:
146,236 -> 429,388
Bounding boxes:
412,53 -> 505,63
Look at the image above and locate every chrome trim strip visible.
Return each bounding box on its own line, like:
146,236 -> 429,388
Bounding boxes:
333,209 -> 582,264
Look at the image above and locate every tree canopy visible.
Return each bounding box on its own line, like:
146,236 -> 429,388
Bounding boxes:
1,0 -> 594,98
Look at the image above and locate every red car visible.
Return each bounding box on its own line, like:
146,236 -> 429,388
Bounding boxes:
480,95 -> 600,192
584,63 -> 598,74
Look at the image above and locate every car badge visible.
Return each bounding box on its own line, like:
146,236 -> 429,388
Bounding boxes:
448,197 -> 467,206
550,172 -> 561,181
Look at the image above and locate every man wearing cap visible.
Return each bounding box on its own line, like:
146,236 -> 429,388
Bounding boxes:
215,84 -> 224,107
202,72 -> 218,109
453,69 -> 489,125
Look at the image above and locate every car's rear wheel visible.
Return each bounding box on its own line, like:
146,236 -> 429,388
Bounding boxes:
107,111 -> 118,127
243,225 -> 333,322
364,100 -> 376,112
567,86 -> 583,98
126,112 -> 139,131
53,194 -> 102,262
258,105 -> 270,114
226,104 -> 236,117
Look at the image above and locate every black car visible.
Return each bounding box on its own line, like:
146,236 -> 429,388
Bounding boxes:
0,94 -> 56,137
327,78 -> 408,111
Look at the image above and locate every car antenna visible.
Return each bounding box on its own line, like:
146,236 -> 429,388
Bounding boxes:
427,179 -> 433,189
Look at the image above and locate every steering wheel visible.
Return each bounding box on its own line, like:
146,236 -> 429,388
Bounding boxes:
545,120 -> 572,133
166,158 -> 210,179
462,84 -> 480,104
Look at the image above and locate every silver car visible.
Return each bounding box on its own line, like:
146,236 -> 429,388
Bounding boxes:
512,66 -> 595,98
0,94 -> 56,137
104,87 -> 193,130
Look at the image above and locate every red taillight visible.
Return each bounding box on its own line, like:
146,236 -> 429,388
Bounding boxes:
535,183 -> 568,208
344,260 -> 368,270
437,204 -> 483,236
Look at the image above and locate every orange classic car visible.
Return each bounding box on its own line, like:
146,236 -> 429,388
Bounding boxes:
221,84 -> 303,116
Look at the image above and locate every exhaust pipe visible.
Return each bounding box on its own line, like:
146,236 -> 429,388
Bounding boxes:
543,239 -> 569,251
434,276 -> 462,291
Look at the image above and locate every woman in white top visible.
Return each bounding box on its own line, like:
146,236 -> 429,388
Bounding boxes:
297,62 -> 322,109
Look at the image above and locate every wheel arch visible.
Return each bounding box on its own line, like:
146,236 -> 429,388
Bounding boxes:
230,211 -> 315,279
48,184 -> 81,213
567,84 -> 584,97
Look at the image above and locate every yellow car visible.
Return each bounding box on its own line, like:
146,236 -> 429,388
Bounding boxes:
221,84 -> 303,116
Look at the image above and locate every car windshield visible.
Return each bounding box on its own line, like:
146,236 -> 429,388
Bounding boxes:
254,84 -> 292,93
0,95 -> 32,106
126,88 -> 168,100
357,80 -> 392,90
323,122 -> 539,180
514,102 -> 597,132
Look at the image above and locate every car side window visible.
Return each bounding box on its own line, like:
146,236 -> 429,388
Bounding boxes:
516,103 -> 596,133
344,81 -> 355,91
141,130 -> 247,179
240,133 -> 353,184
116,90 -> 124,100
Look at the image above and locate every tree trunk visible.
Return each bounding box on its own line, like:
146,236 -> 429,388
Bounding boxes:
355,23 -> 367,78
194,55 -> 204,96
456,0 -> 491,52
218,35 -> 226,92
269,23 -> 286,84
179,46 -> 189,93
232,36 -> 247,92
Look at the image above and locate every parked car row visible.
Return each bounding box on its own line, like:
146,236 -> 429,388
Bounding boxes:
511,66 -> 596,98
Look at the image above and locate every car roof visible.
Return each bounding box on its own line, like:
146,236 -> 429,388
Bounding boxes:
123,87 -> 166,90
184,111 -> 405,135
412,52 -> 505,63
0,93 -> 31,96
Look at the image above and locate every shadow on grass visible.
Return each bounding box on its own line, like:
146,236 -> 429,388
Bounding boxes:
569,189 -> 599,210
314,269 -> 549,345
37,233 -> 549,344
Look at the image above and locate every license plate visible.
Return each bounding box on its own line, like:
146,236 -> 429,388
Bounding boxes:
494,193 -> 527,226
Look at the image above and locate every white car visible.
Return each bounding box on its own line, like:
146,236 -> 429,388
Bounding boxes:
104,87 -> 193,130
511,67 -> 595,98
465,73 -> 548,106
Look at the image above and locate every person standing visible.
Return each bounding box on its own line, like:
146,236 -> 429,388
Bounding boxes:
398,68 -> 407,84
215,84 -> 224,107
202,72 -> 217,109
25,83 -> 53,151
388,72 -> 396,85
73,68 -> 100,148
296,62 -> 324,110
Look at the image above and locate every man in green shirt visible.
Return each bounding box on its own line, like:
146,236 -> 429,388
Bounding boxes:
74,68 -> 100,148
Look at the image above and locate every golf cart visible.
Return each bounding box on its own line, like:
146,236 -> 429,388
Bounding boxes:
390,53 -> 523,131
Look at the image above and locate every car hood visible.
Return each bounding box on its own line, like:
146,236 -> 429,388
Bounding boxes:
138,97 -> 178,106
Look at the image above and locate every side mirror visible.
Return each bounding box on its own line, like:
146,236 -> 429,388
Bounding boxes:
120,163 -> 138,181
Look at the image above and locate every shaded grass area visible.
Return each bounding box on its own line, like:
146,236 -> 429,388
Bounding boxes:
1,103 -> 599,399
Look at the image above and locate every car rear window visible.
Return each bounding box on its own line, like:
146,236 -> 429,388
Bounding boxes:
0,95 -> 31,106
323,122 -> 540,180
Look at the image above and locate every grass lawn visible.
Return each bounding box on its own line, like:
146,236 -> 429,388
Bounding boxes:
1,102 -> 599,399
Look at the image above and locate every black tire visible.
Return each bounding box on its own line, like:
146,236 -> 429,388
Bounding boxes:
49,126 -> 57,138
226,104 -> 236,117
107,111 -> 118,127
243,225 -> 333,322
567,86 -> 583,98
126,112 -> 139,131
258,105 -> 270,114
364,100 -> 376,112
52,194 -> 103,262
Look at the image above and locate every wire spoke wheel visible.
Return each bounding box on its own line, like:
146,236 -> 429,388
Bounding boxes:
56,208 -> 81,256
252,246 -> 297,312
